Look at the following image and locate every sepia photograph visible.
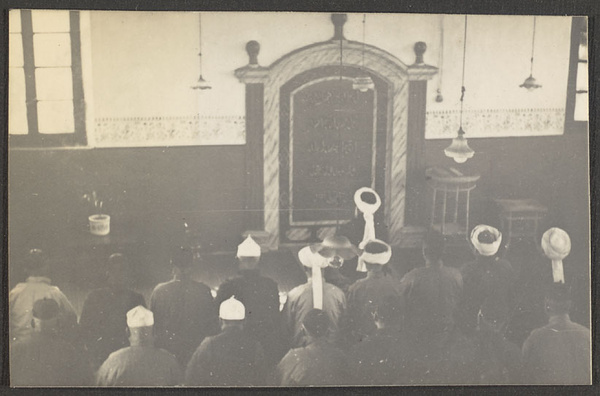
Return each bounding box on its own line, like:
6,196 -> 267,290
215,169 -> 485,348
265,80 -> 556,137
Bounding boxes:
6,9 -> 591,387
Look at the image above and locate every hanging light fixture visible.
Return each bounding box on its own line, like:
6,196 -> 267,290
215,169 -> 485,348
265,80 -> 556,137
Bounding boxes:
191,12 -> 211,90
353,14 -> 375,92
520,16 -> 541,91
444,15 -> 474,164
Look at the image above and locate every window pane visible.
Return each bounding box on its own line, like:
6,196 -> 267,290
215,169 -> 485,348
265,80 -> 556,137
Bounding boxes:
574,93 -> 588,122
576,62 -> 588,92
9,68 -> 28,135
9,9 -> 22,33
9,33 -> 24,67
35,68 -> 73,100
33,33 -> 71,67
37,100 -> 74,134
31,10 -> 70,33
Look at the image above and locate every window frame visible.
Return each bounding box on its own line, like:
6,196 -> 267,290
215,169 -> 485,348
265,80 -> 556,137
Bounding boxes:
9,9 -> 87,148
564,16 -> 588,134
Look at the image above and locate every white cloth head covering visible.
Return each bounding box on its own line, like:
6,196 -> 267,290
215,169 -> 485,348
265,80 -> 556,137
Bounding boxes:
470,225 -> 502,257
127,305 -> 154,328
298,246 -> 328,310
219,296 -> 245,320
541,227 -> 571,283
360,239 -> 392,265
354,187 -> 381,272
236,235 -> 261,258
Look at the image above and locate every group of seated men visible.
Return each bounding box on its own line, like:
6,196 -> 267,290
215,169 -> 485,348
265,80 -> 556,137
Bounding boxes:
9,224 -> 590,386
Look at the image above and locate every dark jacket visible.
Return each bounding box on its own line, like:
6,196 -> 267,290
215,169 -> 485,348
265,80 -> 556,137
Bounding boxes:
522,314 -> 591,385
215,270 -> 280,364
150,277 -> 218,365
79,287 -> 146,370
185,326 -> 267,386
11,332 -> 93,386
272,338 -> 351,386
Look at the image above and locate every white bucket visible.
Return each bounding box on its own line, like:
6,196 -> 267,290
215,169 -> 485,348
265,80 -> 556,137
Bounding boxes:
89,214 -> 110,236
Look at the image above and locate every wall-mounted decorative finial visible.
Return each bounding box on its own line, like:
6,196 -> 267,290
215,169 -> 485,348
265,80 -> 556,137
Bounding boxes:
331,14 -> 347,40
246,40 -> 260,66
414,41 -> 427,65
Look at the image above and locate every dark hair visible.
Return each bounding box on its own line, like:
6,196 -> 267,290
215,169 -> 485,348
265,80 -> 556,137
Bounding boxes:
363,240 -> 389,254
170,246 -> 194,268
32,298 -> 59,320
545,283 -> 572,314
360,191 -> 378,205
108,253 -> 129,271
477,230 -> 498,244
303,309 -> 330,338
423,230 -> 445,262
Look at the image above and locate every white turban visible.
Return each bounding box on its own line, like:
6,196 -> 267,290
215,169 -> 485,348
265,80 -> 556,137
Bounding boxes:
237,235 -> 261,258
360,239 -> 392,265
127,305 -> 154,328
354,187 -> 381,272
219,296 -> 246,320
541,228 -> 571,283
470,225 -> 502,257
298,246 -> 328,310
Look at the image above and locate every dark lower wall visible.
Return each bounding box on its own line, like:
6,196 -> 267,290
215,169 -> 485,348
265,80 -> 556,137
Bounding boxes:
9,130 -> 589,275
9,145 -> 247,259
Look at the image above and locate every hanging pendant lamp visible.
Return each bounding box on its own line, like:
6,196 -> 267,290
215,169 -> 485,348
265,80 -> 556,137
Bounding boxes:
353,14 -> 375,92
520,16 -> 541,91
444,15 -> 474,164
192,12 -> 211,90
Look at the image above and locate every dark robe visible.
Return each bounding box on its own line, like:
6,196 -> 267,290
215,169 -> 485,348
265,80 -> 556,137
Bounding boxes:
215,269 -> 281,365
348,326 -> 408,385
460,256 -> 517,333
79,287 -> 146,370
522,314 -> 591,385
345,271 -> 401,344
11,332 -> 93,386
185,326 -> 266,386
150,277 -> 218,366
272,338 -> 351,386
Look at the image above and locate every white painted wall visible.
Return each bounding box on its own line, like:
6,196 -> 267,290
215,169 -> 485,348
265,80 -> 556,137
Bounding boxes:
88,11 -> 574,139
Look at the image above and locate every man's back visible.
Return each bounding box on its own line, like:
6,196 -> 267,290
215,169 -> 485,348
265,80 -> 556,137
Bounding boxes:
185,326 -> 266,386
9,277 -> 77,342
399,265 -> 463,332
79,287 -> 146,369
522,316 -> 591,384
96,345 -> 183,386
274,339 -> 351,386
11,332 -> 92,386
282,281 -> 346,348
150,278 -> 218,365
346,273 -> 400,343
348,327 -> 407,385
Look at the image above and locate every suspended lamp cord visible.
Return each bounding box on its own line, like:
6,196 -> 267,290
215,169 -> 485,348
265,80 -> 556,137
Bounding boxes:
362,14 -> 366,68
339,31 -> 343,81
530,16 -> 537,76
198,12 -> 203,77
459,15 -> 468,130
437,15 -> 444,93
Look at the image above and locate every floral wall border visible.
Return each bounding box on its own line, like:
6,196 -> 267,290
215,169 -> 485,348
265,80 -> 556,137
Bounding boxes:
425,107 -> 565,139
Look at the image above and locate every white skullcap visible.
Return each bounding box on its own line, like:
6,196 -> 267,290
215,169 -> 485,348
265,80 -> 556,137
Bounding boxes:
219,296 -> 245,320
542,228 -> 571,284
127,305 -> 154,328
236,235 -> 261,258
541,228 -> 571,261
470,225 -> 502,257
360,239 -> 392,265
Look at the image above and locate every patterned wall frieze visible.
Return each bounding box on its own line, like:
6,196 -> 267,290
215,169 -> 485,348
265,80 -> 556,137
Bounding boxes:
425,108 -> 565,139
93,115 -> 246,146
